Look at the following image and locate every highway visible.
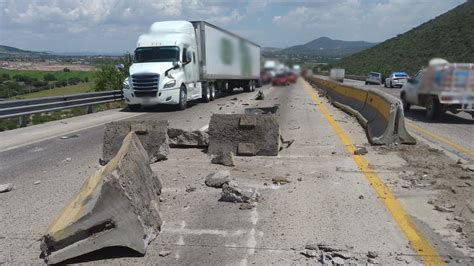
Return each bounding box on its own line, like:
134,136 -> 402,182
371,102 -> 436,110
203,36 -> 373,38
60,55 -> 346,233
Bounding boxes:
341,78 -> 474,162
0,79 -> 473,264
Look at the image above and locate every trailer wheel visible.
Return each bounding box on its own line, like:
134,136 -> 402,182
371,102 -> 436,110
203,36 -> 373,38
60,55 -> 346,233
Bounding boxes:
425,97 -> 440,120
178,85 -> 187,110
250,81 -> 256,92
210,83 -> 216,101
202,83 -> 211,103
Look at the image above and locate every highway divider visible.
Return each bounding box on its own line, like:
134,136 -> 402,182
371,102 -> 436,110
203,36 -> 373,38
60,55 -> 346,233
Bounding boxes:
306,76 -> 416,145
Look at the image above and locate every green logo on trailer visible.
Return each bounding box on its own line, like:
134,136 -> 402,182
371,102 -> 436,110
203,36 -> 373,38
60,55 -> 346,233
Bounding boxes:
220,38 -> 233,65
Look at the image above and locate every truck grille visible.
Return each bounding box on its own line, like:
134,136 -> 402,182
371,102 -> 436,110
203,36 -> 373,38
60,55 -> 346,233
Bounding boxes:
131,73 -> 159,97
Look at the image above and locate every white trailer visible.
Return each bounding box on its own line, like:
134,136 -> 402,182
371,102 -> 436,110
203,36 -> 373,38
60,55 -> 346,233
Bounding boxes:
123,20 -> 261,111
330,68 -> 345,83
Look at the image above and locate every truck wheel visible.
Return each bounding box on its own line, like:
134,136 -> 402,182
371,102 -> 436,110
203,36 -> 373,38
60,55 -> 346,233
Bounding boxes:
127,104 -> 141,112
425,97 -> 440,120
178,86 -> 187,110
210,83 -> 216,101
202,83 -> 211,103
243,82 -> 251,92
250,81 -> 256,92
401,93 -> 410,111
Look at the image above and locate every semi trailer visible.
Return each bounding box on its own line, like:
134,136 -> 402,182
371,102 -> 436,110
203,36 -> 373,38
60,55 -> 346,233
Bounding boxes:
123,20 -> 261,111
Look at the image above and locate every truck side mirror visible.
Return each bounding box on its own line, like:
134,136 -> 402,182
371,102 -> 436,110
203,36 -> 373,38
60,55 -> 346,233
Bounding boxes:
407,78 -> 417,84
172,61 -> 181,69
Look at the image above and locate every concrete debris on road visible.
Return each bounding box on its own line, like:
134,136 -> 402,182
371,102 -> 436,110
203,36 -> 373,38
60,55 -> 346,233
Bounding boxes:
185,185 -> 197,193
279,135 -> 295,151
34,180 -> 41,185
205,170 -> 231,188
239,202 -> 256,210
211,151 -> 235,166
101,120 -> 169,165
354,146 -> 368,155
245,106 -> 280,116
219,181 -> 259,203
255,90 -> 264,100
367,250 -> 378,258
434,204 -> 455,212
40,132 -> 162,264
59,135 -> 78,140
272,176 -> 291,185
208,114 -> 280,156
159,250 -> 171,257
167,128 -> 209,148
62,157 -> 72,163
0,183 -> 14,193
301,243 -> 356,264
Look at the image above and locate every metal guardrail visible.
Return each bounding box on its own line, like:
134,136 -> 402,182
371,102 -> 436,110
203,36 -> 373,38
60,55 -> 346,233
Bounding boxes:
0,90 -> 123,120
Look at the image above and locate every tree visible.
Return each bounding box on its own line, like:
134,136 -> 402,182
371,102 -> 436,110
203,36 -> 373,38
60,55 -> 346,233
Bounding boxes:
43,73 -> 57,81
63,68 -> 70,72
94,53 -> 133,91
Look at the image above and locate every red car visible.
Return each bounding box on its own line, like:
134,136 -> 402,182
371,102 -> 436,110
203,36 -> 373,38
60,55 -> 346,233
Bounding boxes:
260,71 -> 272,85
272,73 -> 289,86
287,72 -> 297,83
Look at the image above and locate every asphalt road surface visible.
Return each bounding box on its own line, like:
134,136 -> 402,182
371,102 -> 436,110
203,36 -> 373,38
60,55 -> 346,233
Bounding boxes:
0,79 -> 472,264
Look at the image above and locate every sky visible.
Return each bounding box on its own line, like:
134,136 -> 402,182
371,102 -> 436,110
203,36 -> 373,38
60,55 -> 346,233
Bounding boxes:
0,0 -> 466,53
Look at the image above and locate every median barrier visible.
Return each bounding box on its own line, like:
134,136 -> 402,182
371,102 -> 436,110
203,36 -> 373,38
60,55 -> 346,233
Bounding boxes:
208,114 -> 280,156
306,76 -> 416,145
40,132 -> 163,264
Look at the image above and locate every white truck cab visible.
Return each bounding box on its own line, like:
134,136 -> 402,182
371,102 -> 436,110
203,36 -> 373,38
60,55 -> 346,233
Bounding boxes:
123,20 -> 261,111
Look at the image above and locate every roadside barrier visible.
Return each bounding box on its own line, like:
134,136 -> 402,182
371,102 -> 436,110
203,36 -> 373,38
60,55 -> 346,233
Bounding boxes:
306,76 -> 416,145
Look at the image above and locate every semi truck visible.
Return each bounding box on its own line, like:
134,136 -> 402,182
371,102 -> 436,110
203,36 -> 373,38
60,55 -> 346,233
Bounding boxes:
123,20 -> 261,111
330,68 -> 345,83
401,58 -> 474,119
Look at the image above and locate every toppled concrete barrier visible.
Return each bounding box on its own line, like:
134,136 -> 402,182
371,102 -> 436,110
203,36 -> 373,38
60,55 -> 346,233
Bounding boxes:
101,120 -> 169,164
167,128 -> 209,148
40,132 -> 162,264
205,170 -> 231,188
208,114 -> 280,156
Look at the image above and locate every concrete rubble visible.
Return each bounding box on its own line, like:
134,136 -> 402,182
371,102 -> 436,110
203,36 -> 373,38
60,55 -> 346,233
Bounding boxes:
354,146 -> 368,155
205,170 -> 231,188
0,183 -> 14,193
167,128 -> 209,148
211,151 -> 235,166
255,90 -> 264,100
40,132 -> 163,264
101,120 -> 169,165
208,114 -> 280,156
219,181 -> 259,203
301,243 -> 357,264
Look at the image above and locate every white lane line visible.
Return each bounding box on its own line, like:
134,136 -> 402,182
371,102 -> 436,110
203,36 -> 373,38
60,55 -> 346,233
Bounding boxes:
199,124 -> 209,131
164,227 -> 247,237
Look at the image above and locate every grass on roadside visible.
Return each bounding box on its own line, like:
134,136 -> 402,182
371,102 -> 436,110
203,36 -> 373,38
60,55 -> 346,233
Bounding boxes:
11,82 -> 94,99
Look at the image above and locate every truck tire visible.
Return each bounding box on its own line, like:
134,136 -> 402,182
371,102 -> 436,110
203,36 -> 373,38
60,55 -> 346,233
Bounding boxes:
250,81 -> 256,92
243,81 -> 251,92
127,104 -> 141,112
178,85 -> 187,110
401,93 -> 410,111
425,97 -> 440,120
210,82 -> 216,101
202,83 -> 211,103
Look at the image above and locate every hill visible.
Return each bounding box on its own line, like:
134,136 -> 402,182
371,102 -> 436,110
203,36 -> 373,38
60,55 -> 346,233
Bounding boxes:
0,45 -> 49,56
338,1 -> 474,76
273,37 -> 376,57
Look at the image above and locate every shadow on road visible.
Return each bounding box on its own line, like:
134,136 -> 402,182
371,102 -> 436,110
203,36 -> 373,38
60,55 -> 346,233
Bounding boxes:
56,246 -> 143,264
404,108 -> 474,125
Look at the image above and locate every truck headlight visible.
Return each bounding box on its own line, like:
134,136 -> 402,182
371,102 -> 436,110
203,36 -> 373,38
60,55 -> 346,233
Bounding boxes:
123,80 -> 130,90
163,79 -> 176,89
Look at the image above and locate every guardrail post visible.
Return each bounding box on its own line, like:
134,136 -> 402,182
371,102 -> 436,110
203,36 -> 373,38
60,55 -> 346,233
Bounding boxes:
86,105 -> 93,114
19,115 -> 28,127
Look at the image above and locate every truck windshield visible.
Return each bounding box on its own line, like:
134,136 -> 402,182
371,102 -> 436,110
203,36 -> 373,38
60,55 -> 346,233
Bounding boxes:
134,46 -> 179,63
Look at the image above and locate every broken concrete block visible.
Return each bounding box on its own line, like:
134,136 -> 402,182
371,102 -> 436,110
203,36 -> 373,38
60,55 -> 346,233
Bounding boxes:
205,171 -> 231,188
40,132 -> 162,264
0,183 -> 13,193
211,151 -> 235,166
237,143 -> 256,156
219,182 -> 259,203
167,128 -> 209,147
102,120 -> 169,164
208,114 -> 280,156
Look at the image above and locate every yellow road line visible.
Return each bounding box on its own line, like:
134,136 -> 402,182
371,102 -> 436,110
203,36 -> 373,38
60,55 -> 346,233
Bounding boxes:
405,120 -> 474,158
302,80 -> 445,266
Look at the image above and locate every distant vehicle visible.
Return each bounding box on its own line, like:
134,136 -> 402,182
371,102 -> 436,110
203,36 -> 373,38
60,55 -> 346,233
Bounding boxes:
292,65 -> 301,75
287,71 -> 298,83
365,72 -> 382,85
272,72 -> 289,86
385,72 -> 410,88
123,20 -> 261,111
330,68 -> 345,83
260,70 -> 272,85
401,59 -> 474,119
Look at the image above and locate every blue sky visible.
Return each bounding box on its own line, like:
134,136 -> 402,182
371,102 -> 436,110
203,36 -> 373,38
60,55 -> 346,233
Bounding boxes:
0,0 -> 466,53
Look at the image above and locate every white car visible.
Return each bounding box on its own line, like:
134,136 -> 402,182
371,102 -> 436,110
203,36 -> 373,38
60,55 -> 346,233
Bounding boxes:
385,72 -> 410,88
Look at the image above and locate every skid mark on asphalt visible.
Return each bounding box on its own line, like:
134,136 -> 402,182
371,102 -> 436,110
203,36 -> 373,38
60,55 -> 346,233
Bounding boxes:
303,80 -> 445,265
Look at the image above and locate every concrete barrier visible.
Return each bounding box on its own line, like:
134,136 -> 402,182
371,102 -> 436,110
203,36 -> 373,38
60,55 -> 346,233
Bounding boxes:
208,114 -> 280,156
40,132 -> 162,264
306,76 -> 416,145
101,120 -> 169,164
